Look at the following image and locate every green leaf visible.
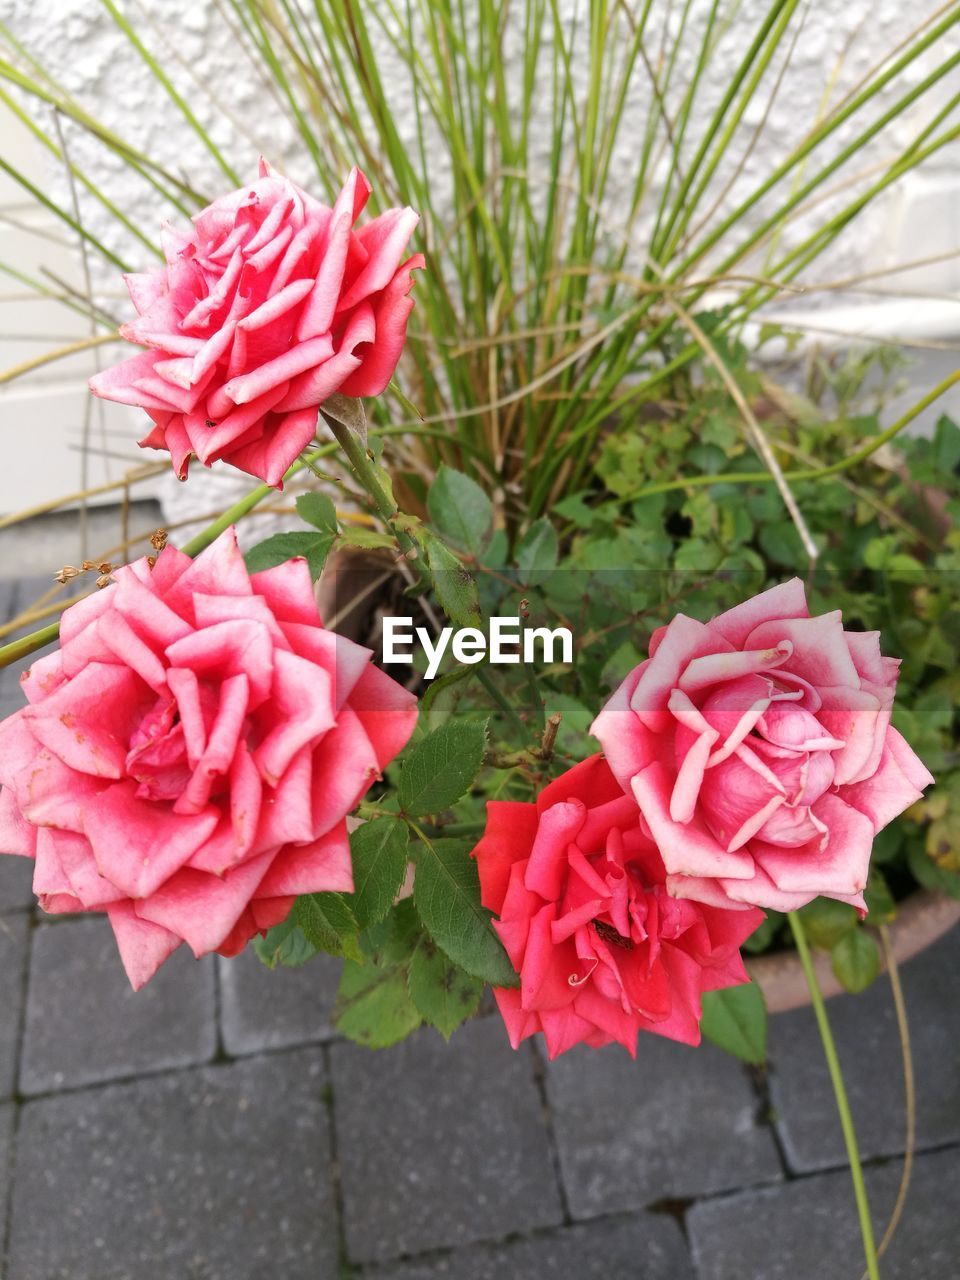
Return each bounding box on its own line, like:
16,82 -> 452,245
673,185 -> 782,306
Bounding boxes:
831,929 -> 880,993
423,533 -> 482,626
296,491 -> 337,533
907,843 -> 960,901
338,526 -> 397,551
758,521 -> 805,568
335,901 -> 423,1048
798,897 -> 859,950
427,465 -> 493,554
245,531 -> 334,580
515,517 -> 558,583
253,916 -> 317,969
296,892 -> 363,963
864,871 -> 896,925
336,965 -> 422,1047
362,897 -> 422,965
407,936 -> 484,1039
398,720 -> 487,816
700,981 -> 767,1064
422,662 -> 479,729
349,818 -> 410,930
413,836 -> 517,986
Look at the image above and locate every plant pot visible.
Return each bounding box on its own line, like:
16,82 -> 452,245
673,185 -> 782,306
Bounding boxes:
747,889 -> 960,1013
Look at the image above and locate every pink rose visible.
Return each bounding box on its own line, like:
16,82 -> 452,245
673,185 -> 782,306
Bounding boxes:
0,529 -> 417,989
472,756 -> 763,1059
90,161 -> 424,487
591,580 -> 934,914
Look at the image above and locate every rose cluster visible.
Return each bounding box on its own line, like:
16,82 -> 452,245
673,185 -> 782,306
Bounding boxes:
90,161 -> 423,487
471,580 -> 933,1056
0,530 -> 416,989
0,165 -> 935,1061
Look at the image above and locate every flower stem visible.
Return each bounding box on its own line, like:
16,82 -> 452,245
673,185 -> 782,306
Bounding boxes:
788,911 -> 880,1280
323,415 -> 417,558
0,620 -> 60,669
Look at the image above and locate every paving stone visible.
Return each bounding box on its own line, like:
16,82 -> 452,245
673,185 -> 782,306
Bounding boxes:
0,1102 -> 13,1228
331,1015 -> 564,1263
218,948 -> 341,1055
545,1036 -> 783,1219
688,1143 -> 960,1280
7,1049 -> 337,1280
0,853 -> 34,913
20,918 -> 217,1094
370,1212 -> 694,1280
769,924 -> 960,1172
0,912 -> 29,1099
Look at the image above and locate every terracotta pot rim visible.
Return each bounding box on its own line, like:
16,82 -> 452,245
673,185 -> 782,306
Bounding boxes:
748,888 -> 960,1014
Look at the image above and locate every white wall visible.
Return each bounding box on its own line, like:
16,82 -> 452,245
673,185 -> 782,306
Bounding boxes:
0,0 -> 957,519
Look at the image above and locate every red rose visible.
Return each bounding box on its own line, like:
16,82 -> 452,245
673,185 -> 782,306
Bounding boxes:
90,161 -> 423,486
472,756 -> 763,1059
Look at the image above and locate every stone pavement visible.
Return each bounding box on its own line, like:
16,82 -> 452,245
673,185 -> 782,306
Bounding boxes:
1,575 -> 959,1279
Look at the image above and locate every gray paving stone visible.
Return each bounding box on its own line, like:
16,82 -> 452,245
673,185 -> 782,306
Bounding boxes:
545,1037 -> 783,1219
688,1143 -> 960,1280
20,918 -> 217,1094
769,924 -> 960,1172
0,682 -> 26,720
0,579 -> 15,623
370,1213 -> 694,1279
7,1049 -> 337,1280
218,948 -> 341,1055
0,853 -> 34,913
0,1102 -> 13,1231
0,912 -> 29,1099
331,1015 -> 564,1263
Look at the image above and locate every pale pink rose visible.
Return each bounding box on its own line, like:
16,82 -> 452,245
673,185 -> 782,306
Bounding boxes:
0,529 -> 417,988
591,580 -> 934,914
472,756 -> 763,1059
90,161 -> 424,487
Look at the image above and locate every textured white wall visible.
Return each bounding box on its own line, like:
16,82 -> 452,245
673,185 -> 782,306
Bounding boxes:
0,0 -> 957,520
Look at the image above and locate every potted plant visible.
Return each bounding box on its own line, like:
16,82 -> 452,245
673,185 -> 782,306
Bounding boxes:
0,6 -> 958,1278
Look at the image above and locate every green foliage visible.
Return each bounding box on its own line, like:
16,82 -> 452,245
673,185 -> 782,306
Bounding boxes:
831,929 -> 881,994
253,915 -> 317,969
295,491 -> 337,534
244,486 -> 340,579
244,530 -> 334,580
419,532 -> 483,627
515,518 -> 559,583
412,836 -> 517,987
4,3 -> 957,518
348,818 -> 410,931
296,893 -> 362,963
398,721 -> 487,817
700,982 -> 768,1065
335,902 -> 423,1048
798,899 -> 859,951
428,466 -> 493,555
407,937 -> 484,1040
